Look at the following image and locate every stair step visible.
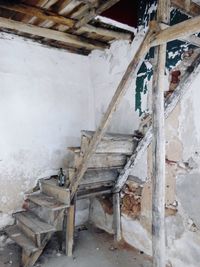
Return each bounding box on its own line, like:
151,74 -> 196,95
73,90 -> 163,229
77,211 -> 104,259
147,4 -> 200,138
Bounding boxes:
15,211 -> 56,235
28,192 -> 69,211
81,130 -> 140,155
74,153 -> 127,169
40,178 -> 70,205
5,225 -> 38,253
68,168 -> 120,185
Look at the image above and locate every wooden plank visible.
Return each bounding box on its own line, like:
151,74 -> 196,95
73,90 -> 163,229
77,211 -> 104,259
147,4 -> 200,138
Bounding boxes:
74,153 -> 127,169
151,16 -> 200,47
5,225 -> 38,253
69,29 -> 153,199
81,130 -> 135,141
171,0 -> 200,17
113,50 -> 200,193
81,131 -> 139,155
75,0 -> 120,29
28,192 -> 69,211
0,2 -> 76,28
77,24 -> 132,41
40,178 -> 70,205
68,168 -> 119,184
66,202 -> 75,256
15,211 -> 56,234
0,17 -> 108,51
113,192 -> 121,243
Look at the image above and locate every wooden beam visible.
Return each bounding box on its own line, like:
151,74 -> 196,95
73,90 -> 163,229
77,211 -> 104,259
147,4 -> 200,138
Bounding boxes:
171,0 -> 200,17
69,28 -> 153,199
113,192 -> 121,243
113,51 -> 200,192
78,24 -> 132,41
160,23 -> 200,47
74,0 -> 120,29
0,17 -> 108,51
0,2 -> 76,28
151,15 -> 200,47
66,201 -> 76,256
0,2 -> 132,41
152,1 -> 168,266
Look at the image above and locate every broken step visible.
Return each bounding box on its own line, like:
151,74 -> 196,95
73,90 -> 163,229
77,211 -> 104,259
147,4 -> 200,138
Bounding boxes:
5,225 -> 38,253
15,211 -> 56,247
40,178 -> 70,205
80,130 -> 140,155
27,192 -> 69,211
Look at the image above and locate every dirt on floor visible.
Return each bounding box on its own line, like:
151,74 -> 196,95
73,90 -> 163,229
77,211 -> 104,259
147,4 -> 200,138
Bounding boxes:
0,225 -> 152,267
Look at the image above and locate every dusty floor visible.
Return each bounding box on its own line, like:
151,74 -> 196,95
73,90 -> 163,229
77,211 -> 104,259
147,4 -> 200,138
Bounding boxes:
0,226 -> 152,267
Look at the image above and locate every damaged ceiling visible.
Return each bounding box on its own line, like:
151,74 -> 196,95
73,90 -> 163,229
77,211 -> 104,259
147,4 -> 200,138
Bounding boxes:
0,0 -> 136,55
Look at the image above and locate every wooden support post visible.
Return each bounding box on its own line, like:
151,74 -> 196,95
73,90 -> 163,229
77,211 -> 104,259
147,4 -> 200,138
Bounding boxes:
66,198 -> 76,257
152,1 -> 169,267
113,192 -> 121,244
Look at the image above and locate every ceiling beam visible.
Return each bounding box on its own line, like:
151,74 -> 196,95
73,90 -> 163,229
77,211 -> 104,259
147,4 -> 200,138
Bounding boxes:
150,15 -> 200,47
171,0 -> 200,17
74,0 -> 120,29
0,17 -> 108,51
0,2 -> 76,28
0,2 -> 132,41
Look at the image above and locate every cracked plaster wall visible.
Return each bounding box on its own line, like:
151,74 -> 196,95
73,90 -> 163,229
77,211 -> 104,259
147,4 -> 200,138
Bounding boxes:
0,32 -> 94,228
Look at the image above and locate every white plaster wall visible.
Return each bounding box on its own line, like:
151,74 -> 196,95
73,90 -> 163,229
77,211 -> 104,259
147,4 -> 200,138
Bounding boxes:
89,35 -> 148,134
0,32 -> 94,226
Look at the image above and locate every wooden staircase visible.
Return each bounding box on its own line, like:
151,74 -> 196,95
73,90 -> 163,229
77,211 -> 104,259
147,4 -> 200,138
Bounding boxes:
5,130 -> 141,267
5,179 -> 70,267
69,130 -> 141,199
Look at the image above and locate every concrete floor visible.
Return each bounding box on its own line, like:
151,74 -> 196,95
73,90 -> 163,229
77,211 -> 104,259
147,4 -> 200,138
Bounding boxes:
0,226 -> 152,267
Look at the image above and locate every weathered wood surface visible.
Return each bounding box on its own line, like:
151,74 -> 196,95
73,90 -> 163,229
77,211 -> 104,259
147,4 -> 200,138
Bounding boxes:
152,1 -> 169,266
69,29 -> 153,199
28,192 -> 68,211
74,0 -> 120,29
5,225 -> 38,253
74,152 -> 127,169
66,202 -> 76,256
68,168 -> 120,185
160,23 -> 200,48
15,211 -> 56,235
151,15 -> 200,47
22,248 -> 43,267
113,50 -> 200,193
152,38 -> 166,267
0,17 -> 108,51
113,192 -> 121,243
40,178 -> 70,205
81,130 -> 140,155
0,1 -> 131,41
171,0 -> 200,17
0,2 -> 75,28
